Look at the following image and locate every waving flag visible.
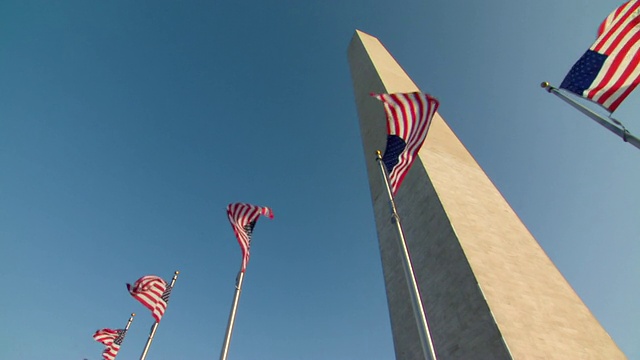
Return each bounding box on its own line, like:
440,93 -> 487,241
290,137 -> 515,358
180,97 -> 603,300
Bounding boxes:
560,0 -> 640,111
93,328 -> 120,347
127,275 -> 171,322
372,92 -> 439,195
227,202 -> 274,272
93,328 -> 127,360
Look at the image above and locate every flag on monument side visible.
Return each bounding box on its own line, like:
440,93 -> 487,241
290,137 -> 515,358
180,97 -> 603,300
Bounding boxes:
560,0 -> 640,112
227,202 -> 274,272
127,275 -> 172,322
371,92 -> 439,195
93,328 -> 127,360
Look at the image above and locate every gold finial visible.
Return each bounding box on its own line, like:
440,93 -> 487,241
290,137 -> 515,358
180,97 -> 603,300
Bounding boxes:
540,81 -> 550,88
376,150 -> 382,156
175,270 -> 180,275
131,313 -> 136,317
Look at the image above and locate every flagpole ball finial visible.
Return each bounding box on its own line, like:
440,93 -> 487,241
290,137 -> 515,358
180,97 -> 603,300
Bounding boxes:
131,313 -> 136,317
175,270 -> 180,275
376,150 -> 382,159
541,81 -> 550,88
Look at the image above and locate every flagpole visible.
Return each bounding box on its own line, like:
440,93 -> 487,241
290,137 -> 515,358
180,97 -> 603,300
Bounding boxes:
124,313 -> 136,332
219,266 -> 245,360
139,270 -> 180,360
541,82 -> 640,150
376,150 -> 437,360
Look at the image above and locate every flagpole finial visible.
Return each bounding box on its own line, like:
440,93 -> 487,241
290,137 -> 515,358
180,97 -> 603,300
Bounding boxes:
174,270 -> 180,275
540,82 -> 554,93
376,150 -> 382,159
131,313 -> 136,317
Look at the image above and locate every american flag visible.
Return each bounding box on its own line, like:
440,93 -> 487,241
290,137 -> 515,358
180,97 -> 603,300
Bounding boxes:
372,92 -> 439,195
560,0 -> 640,112
227,202 -> 274,272
93,328 -> 126,360
93,328 -> 120,347
127,275 -> 172,322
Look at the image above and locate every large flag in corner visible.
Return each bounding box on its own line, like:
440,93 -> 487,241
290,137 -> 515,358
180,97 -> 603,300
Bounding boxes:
127,275 -> 172,322
560,0 -> 640,112
93,328 -> 127,360
372,92 -> 439,195
227,202 -> 274,272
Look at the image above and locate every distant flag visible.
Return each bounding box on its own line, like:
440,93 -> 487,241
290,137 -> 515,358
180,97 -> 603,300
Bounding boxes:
371,92 -> 439,194
227,202 -> 274,272
93,328 -> 127,360
127,275 -> 172,322
93,328 -> 120,347
560,0 -> 640,112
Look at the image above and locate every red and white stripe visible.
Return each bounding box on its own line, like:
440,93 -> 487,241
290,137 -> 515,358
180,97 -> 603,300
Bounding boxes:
101,344 -> 121,360
586,0 -> 640,111
227,202 -> 274,272
127,275 -> 168,322
372,92 -> 439,194
93,328 -> 119,347
598,1 -> 628,36
93,328 -> 123,360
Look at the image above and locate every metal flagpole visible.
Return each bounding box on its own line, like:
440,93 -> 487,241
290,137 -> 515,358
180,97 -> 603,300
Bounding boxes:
541,82 -> 640,150
376,150 -> 438,360
219,267 -> 245,360
139,323 -> 159,360
115,313 -> 135,355
139,270 -> 180,360
124,312 -> 136,333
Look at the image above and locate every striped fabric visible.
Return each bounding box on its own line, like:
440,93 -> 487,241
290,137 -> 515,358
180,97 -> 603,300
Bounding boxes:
93,328 -> 126,360
561,0 -> 640,111
227,203 -> 274,272
93,328 -> 120,347
372,92 -> 439,195
127,275 -> 171,322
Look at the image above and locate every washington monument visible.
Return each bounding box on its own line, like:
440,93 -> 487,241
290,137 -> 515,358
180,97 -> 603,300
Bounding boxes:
347,30 -> 624,359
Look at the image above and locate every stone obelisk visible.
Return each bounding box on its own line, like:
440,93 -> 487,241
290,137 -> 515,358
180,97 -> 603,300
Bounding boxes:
347,30 -> 625,360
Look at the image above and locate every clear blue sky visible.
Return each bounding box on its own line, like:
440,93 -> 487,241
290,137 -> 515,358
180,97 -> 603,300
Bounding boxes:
1,1 -> 638,359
